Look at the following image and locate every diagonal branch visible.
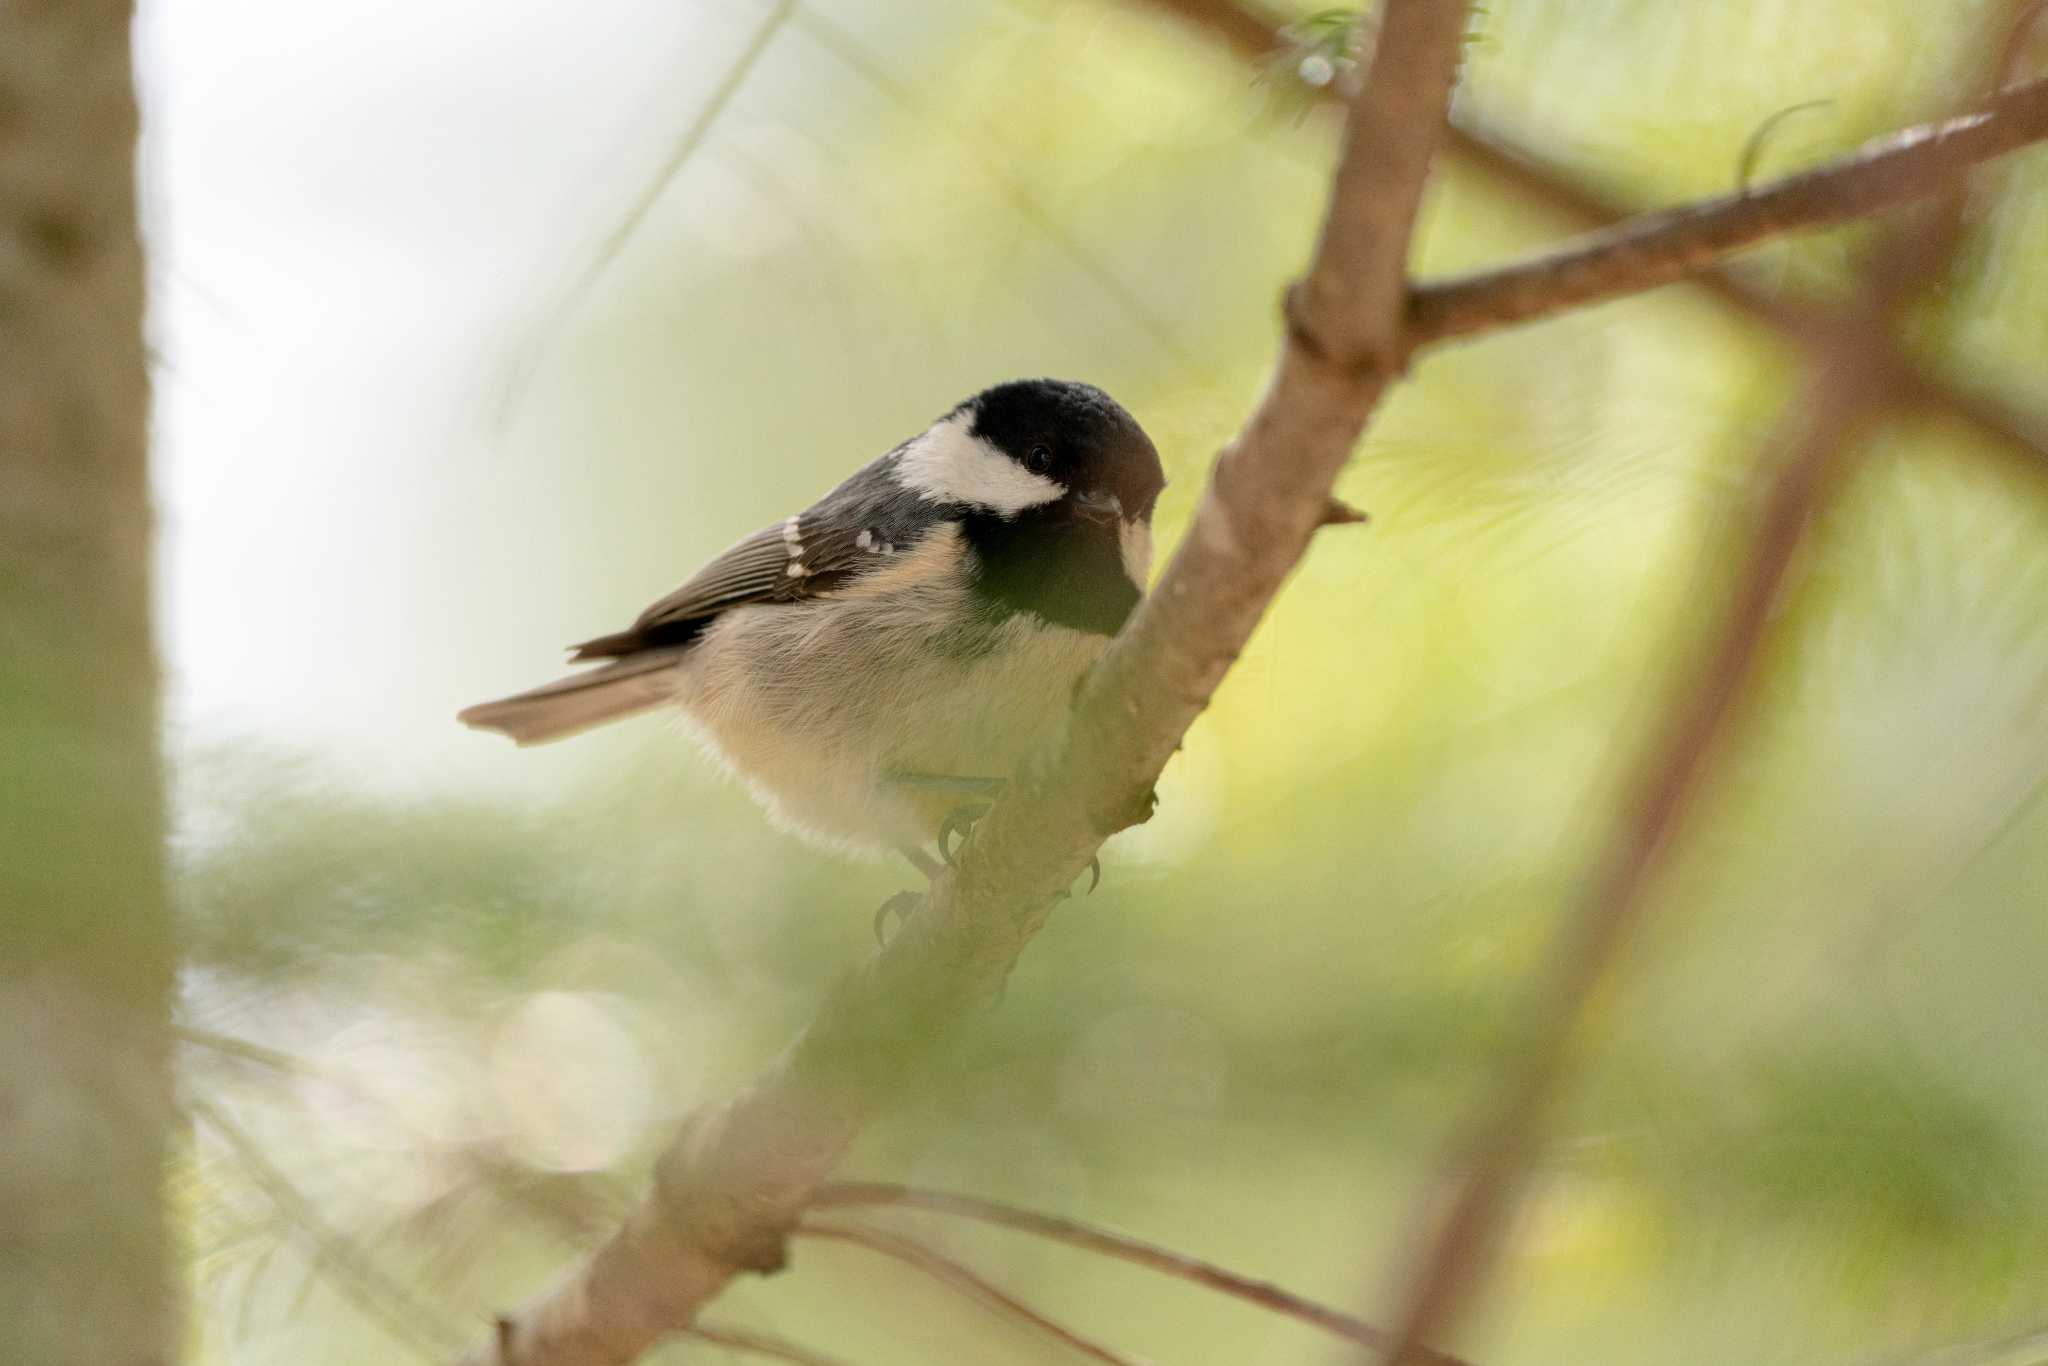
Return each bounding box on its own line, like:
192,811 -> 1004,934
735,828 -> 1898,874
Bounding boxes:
454,4 -> 1472,1362
492,0 -> 795,427
1367,19 -> 2014,1348
1372,280 -> 1902,1366
799,1220 -> 1143,1366
683,1321 -> 862,1366
1406,77 -> 2048,345
1133,0 -> 2048,473
790,4 -> 1202,374
192,1096 -> 462,1361
811,1181 -> 1469,1365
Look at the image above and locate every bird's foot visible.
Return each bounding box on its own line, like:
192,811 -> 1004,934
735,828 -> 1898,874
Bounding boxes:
938,801 -> 995,865
1049,857 -> 1103,906
872,890 -> 923,946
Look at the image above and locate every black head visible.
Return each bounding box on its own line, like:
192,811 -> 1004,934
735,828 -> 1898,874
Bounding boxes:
957,378 -> 1166,523
900,379 -> 1164,637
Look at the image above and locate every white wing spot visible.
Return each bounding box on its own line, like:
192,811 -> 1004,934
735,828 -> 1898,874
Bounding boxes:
785,562 -> 808,578
856,529 -> 874,551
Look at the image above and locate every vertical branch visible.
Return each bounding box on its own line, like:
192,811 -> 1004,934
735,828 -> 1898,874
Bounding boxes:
1369,308 -> 1893,1365
1366,18 -> 2025,1354
0,1 -> 173,1362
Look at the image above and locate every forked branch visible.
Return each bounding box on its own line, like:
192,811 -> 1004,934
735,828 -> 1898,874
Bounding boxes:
812,1181 -> 1470,1365
799,1220 -> 1143,1366
1139,0 -> 2048,473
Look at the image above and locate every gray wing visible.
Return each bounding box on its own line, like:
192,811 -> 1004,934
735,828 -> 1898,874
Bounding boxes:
570,463 -> 933,660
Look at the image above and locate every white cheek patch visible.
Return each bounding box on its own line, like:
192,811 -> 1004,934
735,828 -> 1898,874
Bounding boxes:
1118,517 -> 1153,587
893,411 -> 1065,515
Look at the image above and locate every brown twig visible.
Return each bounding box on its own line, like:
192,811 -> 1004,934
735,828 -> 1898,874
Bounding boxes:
685,1321 -> 862,1366
811,1182 -> 1466,1366
799,1220 -> 1142,1366
453,5 -> 1470,1363
1131,0 -> 2048,474
1404,77 -> 2048,346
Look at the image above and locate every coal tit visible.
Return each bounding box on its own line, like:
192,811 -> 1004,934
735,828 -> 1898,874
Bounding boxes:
460,378 -> 1165,862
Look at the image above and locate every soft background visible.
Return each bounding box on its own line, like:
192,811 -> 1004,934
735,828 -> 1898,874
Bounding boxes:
143,0 -> 2048,1362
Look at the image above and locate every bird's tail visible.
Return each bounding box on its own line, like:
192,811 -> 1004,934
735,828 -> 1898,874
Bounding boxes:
457,649 -> 688,746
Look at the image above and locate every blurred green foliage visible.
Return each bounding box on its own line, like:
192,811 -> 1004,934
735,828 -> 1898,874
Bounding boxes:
170,1 -> 2048,1363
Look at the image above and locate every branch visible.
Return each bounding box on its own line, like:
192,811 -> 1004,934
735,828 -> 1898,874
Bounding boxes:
1372,272 -> 1901,1366
1406,77 -> 2048,345
1368,26 -> 2010,1351
790,4 -> 1202,375
1133,0 -> 2048,474
799,1221 -> 1143,1366
811,1182 -> 1468,1366
459,8 -> 2048,1363
491,0 -> 796,427
454,4 -> 1472,1362
683,1321 -> 861,1366
192,1096 -> 462,1361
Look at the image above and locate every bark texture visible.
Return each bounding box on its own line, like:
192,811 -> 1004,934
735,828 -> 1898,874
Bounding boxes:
0,0 -> 172,1362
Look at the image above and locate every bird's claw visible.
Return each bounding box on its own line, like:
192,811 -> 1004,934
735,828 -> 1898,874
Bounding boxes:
1049,857 -> 1102,907
938,802 -> 993,865
872,890 -> 923,946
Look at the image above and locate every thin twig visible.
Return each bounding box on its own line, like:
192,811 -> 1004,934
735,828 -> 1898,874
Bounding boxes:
799,1220 -> 1143,1366
180,1023 -> 632,1249
1735,100 -> 1836,191
492,0 -> 796,428
685,1321 -> 863,1366
1405,76 -> 2048,346
176,1022 -> 318,1076
454,4 -> 1470,1361
190,1096 -> 463,1361
811,1182 -> 1467,1366
792,4 -> 1202,374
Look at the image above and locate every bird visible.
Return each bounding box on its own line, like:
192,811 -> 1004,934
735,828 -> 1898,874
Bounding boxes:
459,378 -> 1165,874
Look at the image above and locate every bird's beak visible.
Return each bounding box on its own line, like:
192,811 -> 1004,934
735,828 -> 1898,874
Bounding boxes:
1073,490 -> 1123,525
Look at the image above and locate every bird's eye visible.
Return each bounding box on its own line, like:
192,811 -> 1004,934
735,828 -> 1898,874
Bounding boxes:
1026,444 -> 1054,475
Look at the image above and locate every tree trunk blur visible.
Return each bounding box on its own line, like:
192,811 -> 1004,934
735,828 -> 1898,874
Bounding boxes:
0,1 -> 174,1363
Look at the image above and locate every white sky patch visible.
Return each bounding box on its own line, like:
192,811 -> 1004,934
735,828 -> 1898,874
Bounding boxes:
134,0 -> 782,789
893,411 -> 1064,515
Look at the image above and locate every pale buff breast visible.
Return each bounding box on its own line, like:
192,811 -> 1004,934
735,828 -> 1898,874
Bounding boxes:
672,525 -> 1112,853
